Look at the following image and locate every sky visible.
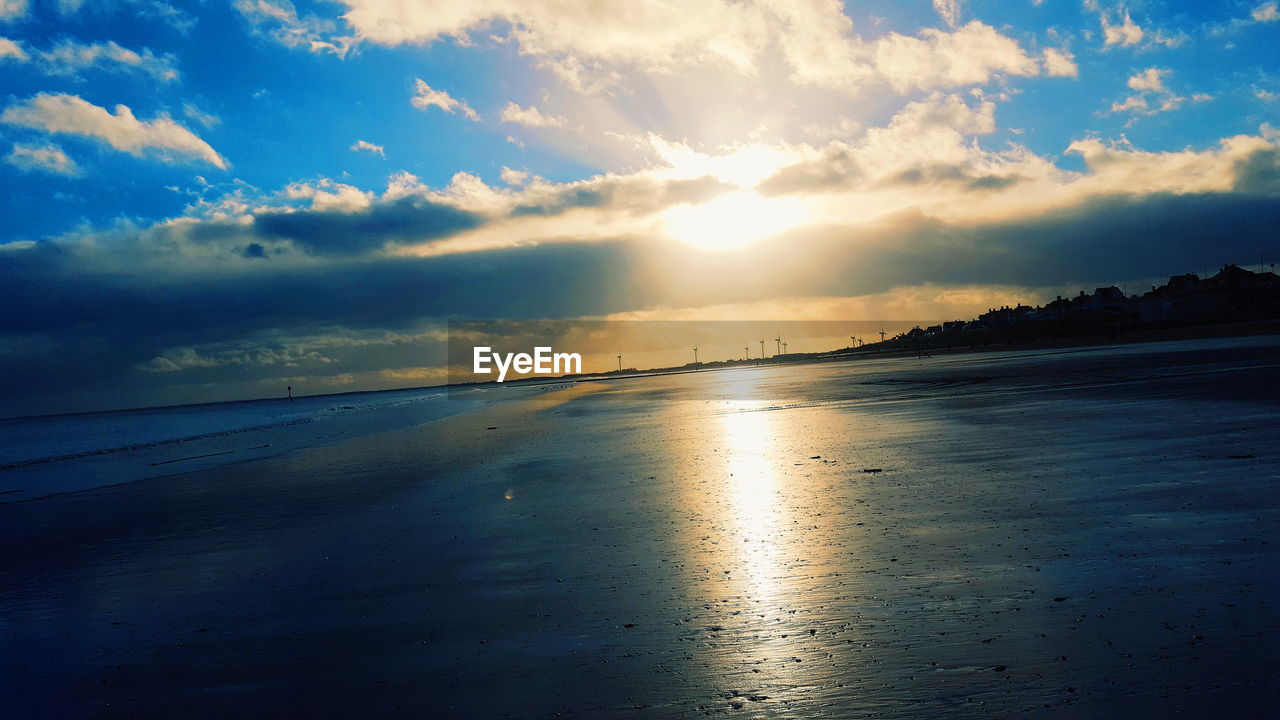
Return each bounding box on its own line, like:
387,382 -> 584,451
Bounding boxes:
1,0 -> 1278,416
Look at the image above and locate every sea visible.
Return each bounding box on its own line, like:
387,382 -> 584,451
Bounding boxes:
0,385 -> 506,502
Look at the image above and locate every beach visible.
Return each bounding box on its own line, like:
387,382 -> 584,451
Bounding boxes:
2,336 -> 1279,718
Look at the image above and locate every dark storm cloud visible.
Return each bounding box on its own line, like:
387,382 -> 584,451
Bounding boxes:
0,238 -> 648,415
254,197 -> 482,256
1233,147 -> 1280,194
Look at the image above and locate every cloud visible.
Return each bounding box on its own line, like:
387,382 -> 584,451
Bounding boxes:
1086,1 -> 1144,47
1253,2 -> 1280,22
335,1 -> 1043,95
499,101 -> 566,128
1127,67 -> 1168,92
500,166 -> 531,185
0,0 -> 26,21
1109,94 -> 1148,114
866,21 -> 1041,92
36,39 -> 179,82
759,93 -> 1021,201
235,0 -> 354,56
254,194 -> 482,256
341,0 -> 767,76
350,139 -> 385,157
1107,68 -> 1210,122
410,78 -> 480,121
0,36 -> 26,61
1085,1 -> 1185,50
183,103 -> 220,129
1041,48 -> 1078,77
0,93 -> 228,169
932,0 -> 963,28
139,344 -> 337,372
4,142 -> 82,176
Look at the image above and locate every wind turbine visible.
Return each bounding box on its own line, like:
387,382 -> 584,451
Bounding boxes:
744,345 -> 750,360
850,335 -> 856,348
782,340 -> 788,354
616,352 -> 622,372
775,334 -> 782,356
693,346 -> 699,364
759,338 -> 766,359
878,329 -> 887,343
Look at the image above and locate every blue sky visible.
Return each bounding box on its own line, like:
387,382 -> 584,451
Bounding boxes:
1,0 -> 1278,415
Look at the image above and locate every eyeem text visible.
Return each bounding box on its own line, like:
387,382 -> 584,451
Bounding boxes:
473,346 -> 583,382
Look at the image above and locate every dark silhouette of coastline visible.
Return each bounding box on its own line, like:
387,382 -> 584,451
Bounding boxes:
860,263 -> 1280,355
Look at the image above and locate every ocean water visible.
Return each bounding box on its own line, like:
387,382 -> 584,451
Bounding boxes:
0,385 -> 506,502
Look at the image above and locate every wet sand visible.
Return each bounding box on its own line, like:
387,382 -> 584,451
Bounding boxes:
2,337 -> 1279,718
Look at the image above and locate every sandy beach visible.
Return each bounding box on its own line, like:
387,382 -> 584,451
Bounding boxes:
2,336 -> 1279,719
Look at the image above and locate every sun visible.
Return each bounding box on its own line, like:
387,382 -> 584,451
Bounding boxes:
661,191 -> 808,251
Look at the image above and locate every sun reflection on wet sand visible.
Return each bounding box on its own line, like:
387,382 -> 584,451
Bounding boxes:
662,369 -> 855,708
719,402 -> 784,608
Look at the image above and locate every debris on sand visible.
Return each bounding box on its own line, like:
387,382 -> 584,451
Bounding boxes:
862,468 -> 883,474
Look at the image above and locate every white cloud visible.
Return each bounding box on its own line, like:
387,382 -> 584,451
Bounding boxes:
410,79 -> 480,121
235,0 -> 354,56
0,0 -> 27,21
1041,47 -> 1078,77
341,0 -> 768,76
1127,67 -> 1167,92
350,139 -> 385,157
1109,95 -> 1148,113
1066,132 -> 1276,196
338,1 -> 1044,95
500,166 -> 531,185
1089,1 -> 1145,47
868,21 -> 1041,92
0,35 -> 25,60
1207,2 -> 1278,37
1108,68 -> 1209,122
183,103 -> 220,129
499,101 -> 565,128
932,0 -> 963,28
36,39 -> 179,82
282,177 -> 373,211
5,142 -> 82,176
1085,1 -> 1186,50
0,94 -> 228,169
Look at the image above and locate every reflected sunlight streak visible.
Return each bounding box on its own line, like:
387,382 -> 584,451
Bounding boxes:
720,401 -> 785,606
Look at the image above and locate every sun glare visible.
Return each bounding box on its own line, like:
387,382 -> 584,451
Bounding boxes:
662,191 -> 807,251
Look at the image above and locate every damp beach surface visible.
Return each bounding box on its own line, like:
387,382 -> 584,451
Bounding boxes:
2,336 -> 1279,718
